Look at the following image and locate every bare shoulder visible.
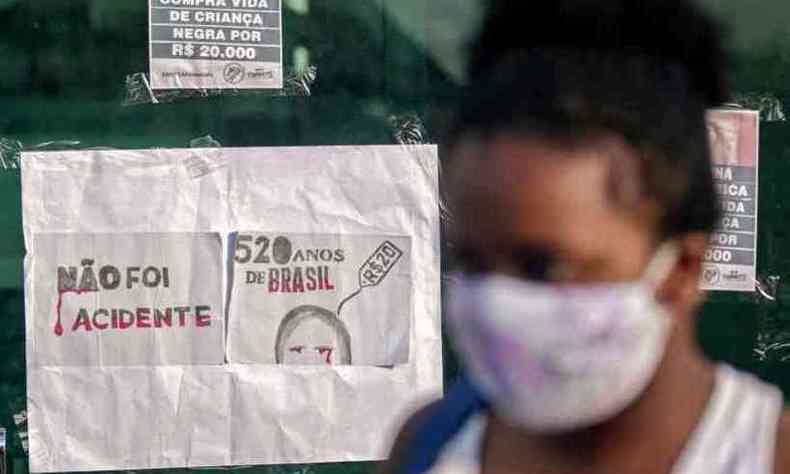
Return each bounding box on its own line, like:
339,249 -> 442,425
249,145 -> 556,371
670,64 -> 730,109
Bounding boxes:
775,410 -> 790,474
377,400 -> 444,474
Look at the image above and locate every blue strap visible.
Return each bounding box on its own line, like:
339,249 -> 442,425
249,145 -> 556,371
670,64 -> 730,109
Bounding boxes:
399,378 -> 488,474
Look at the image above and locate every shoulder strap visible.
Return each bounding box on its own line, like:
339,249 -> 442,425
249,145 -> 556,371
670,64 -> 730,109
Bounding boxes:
398,377 -> 488,474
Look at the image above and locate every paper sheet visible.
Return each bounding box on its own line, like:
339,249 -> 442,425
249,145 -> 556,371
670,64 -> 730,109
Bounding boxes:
149,0 -> 284,90
32,232 -> 225,367
228,233 -> 412,366
701,109 -> 760,292
22,145 -> 442,472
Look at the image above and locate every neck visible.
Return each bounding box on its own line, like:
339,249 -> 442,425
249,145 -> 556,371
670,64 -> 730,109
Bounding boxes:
484,331 -> 717,472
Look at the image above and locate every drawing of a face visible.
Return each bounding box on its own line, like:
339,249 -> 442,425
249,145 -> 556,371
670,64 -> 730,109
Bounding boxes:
275,305 -> 352,365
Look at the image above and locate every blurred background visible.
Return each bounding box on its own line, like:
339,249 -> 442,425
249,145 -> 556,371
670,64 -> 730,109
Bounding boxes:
2,0 -> 790,473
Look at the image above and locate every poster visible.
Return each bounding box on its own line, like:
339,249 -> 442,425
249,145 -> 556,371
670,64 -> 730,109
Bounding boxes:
149,0 -> 283,90
22,145 -> 441,472
30,233 -> 224,367
228,234 -> 412,366
701,109 -> 760,292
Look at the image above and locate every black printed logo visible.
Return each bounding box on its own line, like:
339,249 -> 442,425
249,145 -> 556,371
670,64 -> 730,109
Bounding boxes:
223,63 -> 246,85
702,266 -> 720,285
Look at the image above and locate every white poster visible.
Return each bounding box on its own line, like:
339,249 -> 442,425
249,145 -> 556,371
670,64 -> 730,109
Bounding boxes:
149,0 -> 283,90
22,145 -> 442,472
31,233 -> 224,367
701,109 -> 760,292
228,233 -> 412,366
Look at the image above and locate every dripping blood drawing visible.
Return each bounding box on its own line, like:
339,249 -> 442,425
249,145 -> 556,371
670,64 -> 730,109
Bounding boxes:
51,253 -> 214,336
36,232 -> 225,367
54,288 -> 97,336
274,240 -> 404,366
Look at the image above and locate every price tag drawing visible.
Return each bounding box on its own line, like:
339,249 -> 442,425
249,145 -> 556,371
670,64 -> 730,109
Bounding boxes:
337,240 -> 404,317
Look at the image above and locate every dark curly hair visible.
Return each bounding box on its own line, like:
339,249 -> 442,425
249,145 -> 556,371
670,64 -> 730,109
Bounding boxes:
453,0 -> 729,237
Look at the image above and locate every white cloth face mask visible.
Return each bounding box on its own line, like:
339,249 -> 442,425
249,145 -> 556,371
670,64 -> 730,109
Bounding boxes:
447,244 -> 679,433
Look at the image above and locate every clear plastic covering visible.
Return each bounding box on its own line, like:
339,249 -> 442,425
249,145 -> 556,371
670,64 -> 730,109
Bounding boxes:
0,138 -> 21,171
732,92 -> 786,122
390,113 -> 428,145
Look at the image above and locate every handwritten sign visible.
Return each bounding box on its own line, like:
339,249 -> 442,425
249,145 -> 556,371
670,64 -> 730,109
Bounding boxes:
31,233 -> 224,367
228,233 -> 411,366
22,145 -> 441,473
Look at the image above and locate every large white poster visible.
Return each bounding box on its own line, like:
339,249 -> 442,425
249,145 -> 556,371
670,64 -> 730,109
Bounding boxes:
22,145 -> 442,472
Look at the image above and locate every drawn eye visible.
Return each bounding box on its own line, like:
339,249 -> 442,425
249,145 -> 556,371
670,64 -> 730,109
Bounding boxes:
288,345 -> 305,354
314,346 -> 335,364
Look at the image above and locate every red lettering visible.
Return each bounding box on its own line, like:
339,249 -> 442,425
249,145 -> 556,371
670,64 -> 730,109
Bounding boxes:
92,309 -> 109,330
174,307 -> 189,327
154,308 -> 172,328
136,308 -> 151,328
71,308 -> 93,332
281,268 -> 292,293
305,267 -> 317,291
118,309 -> 134,329
55,287 -> 97,336
59,305 -> 217,334
322,266 -> 335,290
292,267 -> 305,293
195,305 -> 211,327
268,269 -> 280,292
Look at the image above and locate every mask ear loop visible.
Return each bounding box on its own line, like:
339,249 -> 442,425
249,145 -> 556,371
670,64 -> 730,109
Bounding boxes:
643,242 -> 681,290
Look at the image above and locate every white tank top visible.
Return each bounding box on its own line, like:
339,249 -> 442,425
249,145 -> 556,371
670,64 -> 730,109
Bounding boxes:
427,364 -> 784,474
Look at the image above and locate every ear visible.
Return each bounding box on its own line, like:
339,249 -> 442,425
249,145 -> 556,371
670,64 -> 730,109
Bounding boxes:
656,233 -> 708,321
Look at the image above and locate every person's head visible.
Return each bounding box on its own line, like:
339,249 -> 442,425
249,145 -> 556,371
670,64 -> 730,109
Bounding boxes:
448,0 -> 728,328
275,305 -> 352,365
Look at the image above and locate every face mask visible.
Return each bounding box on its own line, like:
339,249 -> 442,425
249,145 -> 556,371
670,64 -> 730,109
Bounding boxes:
447,244 -> 678,433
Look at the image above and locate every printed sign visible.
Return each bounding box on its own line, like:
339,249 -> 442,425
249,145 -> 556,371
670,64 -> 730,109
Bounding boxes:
30,233 -> 225,366
149,0 -> 283,90
701,109 -> 759,292
228,234 -> 411,366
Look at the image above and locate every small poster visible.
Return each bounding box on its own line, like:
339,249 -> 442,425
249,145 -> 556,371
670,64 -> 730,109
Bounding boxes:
701,109 -> 759,292
30,233 -> 225,367
228,234 -> 411,366
149,0 -> 283,90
